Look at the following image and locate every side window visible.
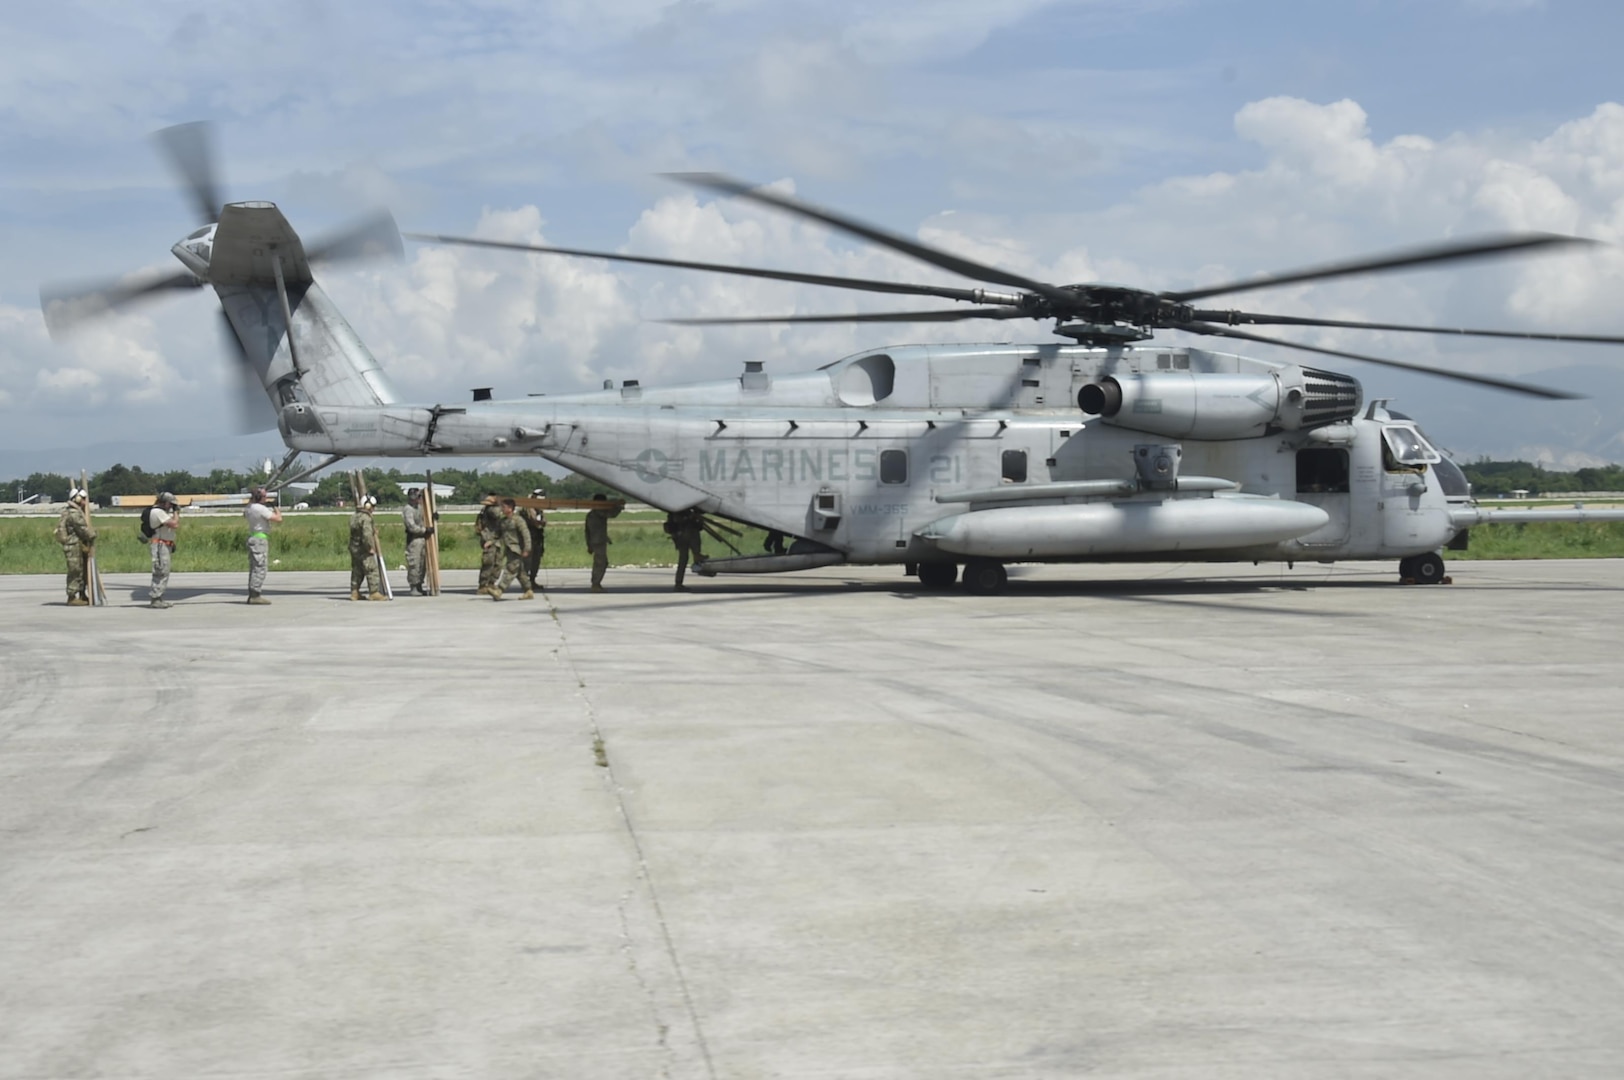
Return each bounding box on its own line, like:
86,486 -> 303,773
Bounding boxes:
879,449 -> 908,485
1001,449 -> 1028,483
1296,448 -> 1350,493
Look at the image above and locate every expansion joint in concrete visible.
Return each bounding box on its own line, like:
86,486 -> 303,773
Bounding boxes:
545,592 -> 717,1079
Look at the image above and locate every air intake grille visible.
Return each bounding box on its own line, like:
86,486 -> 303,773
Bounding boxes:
1301,368 -> 1362,426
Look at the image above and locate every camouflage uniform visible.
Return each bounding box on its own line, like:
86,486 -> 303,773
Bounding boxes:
147,501 -> 178,606
244,497 -> 278,603
55,503 -> 96,604
666,509 -> 705,588
520,506 -> 546,589
476,501 -> 505,593
583,501 -> 622,591
402,499 -> 430,593
349,509 -> 383,598
492,510 -> 532,598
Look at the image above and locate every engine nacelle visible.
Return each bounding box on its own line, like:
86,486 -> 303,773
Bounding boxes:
1078,367 -> 1361,439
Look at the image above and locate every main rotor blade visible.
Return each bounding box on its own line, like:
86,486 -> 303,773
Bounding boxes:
667,172 -> 1078,306
40,271 -> 202,338
1182,321 -> 1582,400
1167,234 -> 1596,303
153,121 -> 223,225
1191,309 -> 1624,346
404,232 -> 1007,304
310,210 -> 405,265
663,307 -> 1032,326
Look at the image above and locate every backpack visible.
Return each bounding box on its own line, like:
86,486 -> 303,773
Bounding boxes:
138,506 -> 159,541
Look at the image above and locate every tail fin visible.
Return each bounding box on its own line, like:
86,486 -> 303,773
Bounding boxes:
210,202 -> 399,412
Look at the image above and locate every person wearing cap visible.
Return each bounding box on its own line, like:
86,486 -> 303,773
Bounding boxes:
583,492 -> 623,593
146,492 -> 180,609
490,498 -> 533,600
348,495 -> 388,601
520,489 -> 547,591
402,488 -> 434,596
243,487 -> 282,604
53,488 -> 97,606
475,492 -> 504,595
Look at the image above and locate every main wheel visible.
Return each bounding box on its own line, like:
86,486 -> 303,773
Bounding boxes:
917,562 -> 958,589
1411,551 -> 1446,585
1398,555 -> 1418,580
961,559 -> 1008,595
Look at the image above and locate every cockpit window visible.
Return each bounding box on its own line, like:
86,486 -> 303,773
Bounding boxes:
1382,426 -> 1440,471
188,226 -> 212,240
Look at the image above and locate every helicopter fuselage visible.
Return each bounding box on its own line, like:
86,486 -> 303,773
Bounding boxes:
272,337 -> 1466,569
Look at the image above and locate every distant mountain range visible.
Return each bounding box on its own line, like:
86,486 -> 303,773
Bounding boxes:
4,363 -> 1621,480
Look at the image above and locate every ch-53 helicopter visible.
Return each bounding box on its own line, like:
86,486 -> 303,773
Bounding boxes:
41,123 -> 1624,593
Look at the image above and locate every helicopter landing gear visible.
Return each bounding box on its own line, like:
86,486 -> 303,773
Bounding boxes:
962,558 -> 1008,595
1399,551 -> 1448,585
917,562 -> 958,589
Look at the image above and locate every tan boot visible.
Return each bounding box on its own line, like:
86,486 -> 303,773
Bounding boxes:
521,590 -> 534,600
368,592 -> 389,601
590,584 -> 605,593
66,596 -> 89,607
490,588 -> 504,601
351,590 -> 362,601
247,593 -> 272,605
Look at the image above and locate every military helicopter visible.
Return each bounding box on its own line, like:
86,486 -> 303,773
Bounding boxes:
41,124 -> 1624,593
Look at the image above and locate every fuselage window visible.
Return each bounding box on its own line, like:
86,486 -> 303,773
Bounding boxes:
879,448 -> 908,485
1296,448 -> 1350,493
1001,449 -> 1027,484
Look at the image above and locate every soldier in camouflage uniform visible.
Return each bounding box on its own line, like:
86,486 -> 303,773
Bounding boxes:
348,496 -> 388,601
520,488 -> 547,592
490,499 -> 533,600
55,488 -> 96,606
146,492 -> 179,609
665,508 -> 706,590
584,493 -> 623,593
243,487 -> 281,605
402,488 -> 433,595
476,493 -> 504,595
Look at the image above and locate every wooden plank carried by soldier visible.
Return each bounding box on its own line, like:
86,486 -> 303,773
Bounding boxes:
80,469 -> 107,606
500,495 -> 626,512
423,470 -> 442,596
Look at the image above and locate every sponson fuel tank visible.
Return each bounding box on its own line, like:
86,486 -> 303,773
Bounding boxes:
919,496 -> 1330,559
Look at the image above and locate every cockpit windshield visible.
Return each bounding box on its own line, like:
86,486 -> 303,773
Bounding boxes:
1382,425 -> 1441,467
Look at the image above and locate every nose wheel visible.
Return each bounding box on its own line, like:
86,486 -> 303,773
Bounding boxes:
916,562 -> 958,589
1399,551 -> 1448,585
962,559 -> 1009,595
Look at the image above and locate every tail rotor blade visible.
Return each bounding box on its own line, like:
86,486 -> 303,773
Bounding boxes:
219,312 -> 279,433
153,121 -> 223,225
39,271 -> 202,338
308,209 -> 405,265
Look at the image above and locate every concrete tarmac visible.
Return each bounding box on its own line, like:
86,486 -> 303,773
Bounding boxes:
2,559 -> 1623,1078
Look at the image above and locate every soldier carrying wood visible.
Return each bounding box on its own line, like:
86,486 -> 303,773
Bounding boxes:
54,488 -> 96,607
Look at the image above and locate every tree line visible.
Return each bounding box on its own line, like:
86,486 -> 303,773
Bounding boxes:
2,464 -> 623,507
1461,461 -> 1624,497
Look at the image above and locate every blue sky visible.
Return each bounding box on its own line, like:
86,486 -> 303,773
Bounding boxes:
4,0 -> 1624,469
